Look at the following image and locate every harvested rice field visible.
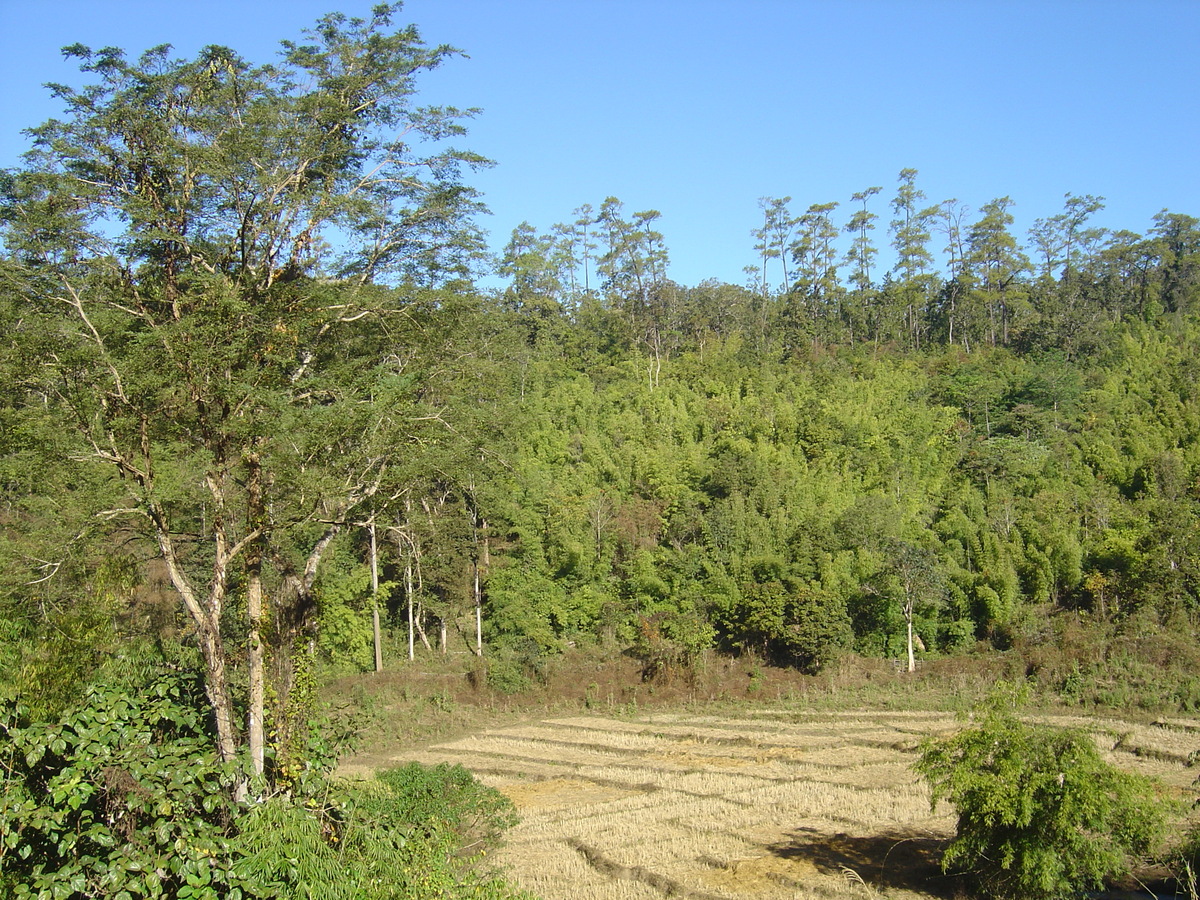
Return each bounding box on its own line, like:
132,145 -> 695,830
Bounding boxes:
349,706 -> 1200,900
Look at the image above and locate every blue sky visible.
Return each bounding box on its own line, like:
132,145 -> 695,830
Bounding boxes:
2,0 -> 1197,289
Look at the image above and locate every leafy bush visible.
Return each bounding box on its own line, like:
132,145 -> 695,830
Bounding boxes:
630,608 -> 714,681
484,566 -> 586,653
371,762 -> 518,854
0,674 -> 255,899
316,563 -> 377,672
234,763 -> 523,900
1171,823 -> 1200,896
719,580 -> 850,673
1,673 -> 527,900
915,684 -> 1167,900
480,648 -> 534,695
314,541 -> 399,673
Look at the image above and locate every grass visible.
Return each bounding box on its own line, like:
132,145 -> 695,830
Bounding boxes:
436,710 -> 954,899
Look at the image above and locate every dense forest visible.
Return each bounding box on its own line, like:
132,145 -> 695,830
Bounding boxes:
3,9 -> 1200,718
476,189 -> 1200,683
1,4 -> 1199,895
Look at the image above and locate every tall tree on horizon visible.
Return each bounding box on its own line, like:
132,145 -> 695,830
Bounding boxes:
753,196 -> 798,296
845,186 -> 883,293
966,197 -> 1030,347
884,169 -> 939,346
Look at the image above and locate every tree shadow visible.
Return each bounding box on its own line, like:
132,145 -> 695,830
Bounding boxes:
770,828 -> 965,898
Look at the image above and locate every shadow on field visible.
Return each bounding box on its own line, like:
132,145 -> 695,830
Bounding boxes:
772,828 -> 961,898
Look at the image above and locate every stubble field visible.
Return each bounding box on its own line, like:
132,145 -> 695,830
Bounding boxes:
348,703 -> 1200,900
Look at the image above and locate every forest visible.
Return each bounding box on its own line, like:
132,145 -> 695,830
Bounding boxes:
1,3 -> 1199,898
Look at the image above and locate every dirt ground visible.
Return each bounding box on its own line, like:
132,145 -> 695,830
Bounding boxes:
339,657 -> 1200,900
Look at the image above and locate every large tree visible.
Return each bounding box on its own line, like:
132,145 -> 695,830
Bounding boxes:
965,197 -> 1030,348
1,5 -> 488,772
888,168 -> 938,347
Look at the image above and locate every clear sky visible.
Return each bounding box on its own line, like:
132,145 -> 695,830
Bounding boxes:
2,0 -> 1197,289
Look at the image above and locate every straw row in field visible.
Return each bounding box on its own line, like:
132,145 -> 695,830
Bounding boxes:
404,710 -> 969,900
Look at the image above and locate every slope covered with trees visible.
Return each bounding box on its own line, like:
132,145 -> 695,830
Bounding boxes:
478,183 -> 1200,689
4,16 -> 1200,714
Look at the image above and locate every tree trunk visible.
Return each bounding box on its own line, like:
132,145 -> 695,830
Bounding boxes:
151,505 -> 240,764
246,452 -> 266,778
905,608 -> 916,674
246,568 -> 265,776
369,521 -> 382,673
414,604 -> 433,652
267,525 -> 340,759
198,620 -> 240,763
405,559 -> 415,661
473,556 -> 483,656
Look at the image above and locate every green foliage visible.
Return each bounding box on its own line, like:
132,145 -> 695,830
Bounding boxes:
629,607 -> 715,681
233,763 -> 523,900
0,674 -> 252,899
719,580 -> 851,673
5,0 -> 1200,714
1,589 -> 125,721
372,762 -> 518,849
484,565 -> 596,652
314,540 -> 398,674
480,643 -> 538,695
915,684 -> 1167,899
316,567 -> 376,671
1,0 -> 494,766
1171,824 -> 1200,895
1,672 -> 526,900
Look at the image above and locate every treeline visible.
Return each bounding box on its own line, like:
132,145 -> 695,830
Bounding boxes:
271,199 -> 1200,688
501,178 -> 1198,360
435,192 -> 1200,683
428,306 -> 1200,685
4,177 -> 1200,708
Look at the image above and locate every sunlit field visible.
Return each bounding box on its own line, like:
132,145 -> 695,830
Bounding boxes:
350,705 -> 1200,900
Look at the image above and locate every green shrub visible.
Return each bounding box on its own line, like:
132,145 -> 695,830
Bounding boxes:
232,763 -> 523,900
719,580 -> 851,673
1,673 -> 527,900
369,762 -> 518,854
630,608 -> 714,681
481,641 -> 541,694
1171,824 -> 1200,896
0,674 -> 257,899
915,684 -> 1167,900
314,547 -> 397,673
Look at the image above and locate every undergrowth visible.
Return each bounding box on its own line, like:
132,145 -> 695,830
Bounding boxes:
0,670 -> 530,900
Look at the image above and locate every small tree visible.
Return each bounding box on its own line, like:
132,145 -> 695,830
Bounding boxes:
886,539 -> 942,673
915,685 -> 1166,900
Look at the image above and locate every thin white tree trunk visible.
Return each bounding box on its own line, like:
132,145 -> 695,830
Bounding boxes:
150,499 -> 241,765
414,604 -> 432,652
406,559 -> 415,661
246,453 -> 265,779
247,569 -> 265,776
473,557 -> 482,656
369,521 -> 382,673
906,610 -> 916,674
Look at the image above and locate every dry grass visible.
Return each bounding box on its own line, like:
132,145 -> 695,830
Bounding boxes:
362,707 -> 954,898
330,646 -> 1200,900
351,702 -> 1200,900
